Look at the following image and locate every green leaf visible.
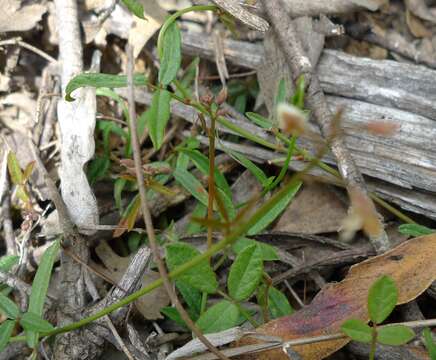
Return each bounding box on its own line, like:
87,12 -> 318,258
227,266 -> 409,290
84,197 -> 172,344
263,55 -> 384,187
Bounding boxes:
27,240 -> 59,347
247,181 -> 302,235
121,0 -> 145,19
176,57 -> 200,98
228,244 -> 263,301
180,149 -> 232,198
227,150 -> 271,188
216,187 -> 236,221
368,276 -> 398,324
28,240 -> 59,316
22,161 -> 35,182
398,224 -> 434,237
176,150 -> 190,171
232,238 -> 278,261
158,21 -> 182,86
123,195 -> 141,233
166,242 -> 217,293
423,328 -> 436,360
196,300 -> 239,334
246,112 -> 272,129
291,75 -> 305,109
173,168 -> 209,206
65,73 -> 147,101
127,232 -> 143,253
0,255 -> 19,272
186,203 -> 207,235
268,287 -> 293,319
87,155 -> 110,184
275,78 -> 287,108
234,93 -> 247,114
114,178 -> 127,213
7,151 -> 23,185
160,307 -> 186,328
0,293 -> 19,319
20,312 -> 54,333
377,325 -> 415,346
0,320 -> 15,352
176,280 -> 202,320
341,319 -> 372,343
147,89 -> 171,150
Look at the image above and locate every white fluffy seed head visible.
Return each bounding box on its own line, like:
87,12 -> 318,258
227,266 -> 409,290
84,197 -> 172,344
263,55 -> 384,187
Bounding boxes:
276,103 -> 308,136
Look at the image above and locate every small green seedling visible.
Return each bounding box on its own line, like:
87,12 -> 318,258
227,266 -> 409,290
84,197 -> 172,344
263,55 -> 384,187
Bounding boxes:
398,223 -> 435,237
424,328 -> 436,360
341,275 -> 415,360
0,240 -> 59,353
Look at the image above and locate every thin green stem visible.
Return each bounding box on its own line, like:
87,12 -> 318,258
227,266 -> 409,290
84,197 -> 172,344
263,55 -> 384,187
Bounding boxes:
217,116 -> 280,151
370,195 -> 416,224
157,5 -> 218,58
262,134 -> 297,196
10,169 -> 307,342
207,111 -> 217,251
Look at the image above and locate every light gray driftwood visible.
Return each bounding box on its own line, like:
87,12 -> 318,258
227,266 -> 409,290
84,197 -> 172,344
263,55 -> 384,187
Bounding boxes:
180,31 -> 436,218
117,88 -> 436,219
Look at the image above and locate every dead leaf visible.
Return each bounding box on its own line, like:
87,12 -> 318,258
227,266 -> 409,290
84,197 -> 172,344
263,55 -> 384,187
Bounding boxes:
128,0 -> 167,58
96,241 -> 170,320
274,183 -> 347,234
405,0 -> 436,24
348,0 -> 388,11
0,0 -> 47,32
406,10 -> 432,38
238,234 -> 436,360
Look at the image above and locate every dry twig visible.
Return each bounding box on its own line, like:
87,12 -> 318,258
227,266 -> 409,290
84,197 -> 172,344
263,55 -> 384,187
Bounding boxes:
261,0 -> 390,252
125,45 -> 230,360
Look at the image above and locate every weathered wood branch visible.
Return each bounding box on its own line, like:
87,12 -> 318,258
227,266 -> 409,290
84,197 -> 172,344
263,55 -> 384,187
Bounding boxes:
180,31 -> 436,218
116,85 -> 436,220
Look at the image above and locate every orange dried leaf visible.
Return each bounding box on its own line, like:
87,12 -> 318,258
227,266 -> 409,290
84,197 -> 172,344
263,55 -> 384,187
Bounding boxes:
238,234 -> 436,360
364,120 -> 400,136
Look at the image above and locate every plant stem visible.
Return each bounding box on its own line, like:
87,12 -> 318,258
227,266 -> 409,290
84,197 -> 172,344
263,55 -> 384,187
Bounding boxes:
126,46 -> 229,360
10,159 -> 310,342
207,111 -> 217,251
160,82 -> 416,227
262,134 -> 296,196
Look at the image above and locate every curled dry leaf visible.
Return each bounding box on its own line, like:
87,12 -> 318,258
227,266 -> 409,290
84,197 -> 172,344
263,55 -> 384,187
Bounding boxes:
237,234 -> 436,360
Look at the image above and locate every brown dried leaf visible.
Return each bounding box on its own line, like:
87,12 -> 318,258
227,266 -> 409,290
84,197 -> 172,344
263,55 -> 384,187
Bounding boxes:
348,0 -> 388,11
0,0 -> 47,32
96,242 -> 170,320
238,234 -> 436,359
406,10 -> 432,38
274,183 -> 347,234
405,0 -> 436,24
